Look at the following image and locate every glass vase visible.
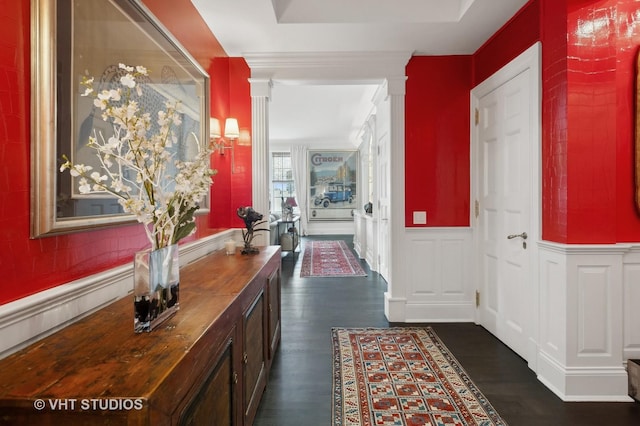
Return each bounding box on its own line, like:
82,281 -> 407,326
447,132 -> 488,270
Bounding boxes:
133,244 -> 180,333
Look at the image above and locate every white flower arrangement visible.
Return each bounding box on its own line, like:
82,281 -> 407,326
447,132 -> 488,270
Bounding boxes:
60,63 -> 216,250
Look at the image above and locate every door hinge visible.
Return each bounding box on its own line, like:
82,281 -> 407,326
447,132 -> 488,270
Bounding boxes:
475,290 -> 480,308
474,108 -> 479,126
474,200 -> 479,219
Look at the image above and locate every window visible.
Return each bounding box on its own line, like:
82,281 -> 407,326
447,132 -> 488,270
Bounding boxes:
271,152 -> 296,214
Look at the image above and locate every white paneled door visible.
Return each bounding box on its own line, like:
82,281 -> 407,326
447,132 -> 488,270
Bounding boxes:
476,68 -> 532,361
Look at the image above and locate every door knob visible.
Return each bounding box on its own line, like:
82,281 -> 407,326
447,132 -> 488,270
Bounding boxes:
507,232 -> 527,240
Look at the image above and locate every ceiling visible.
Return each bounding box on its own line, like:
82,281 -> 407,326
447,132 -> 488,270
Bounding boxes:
191,0 -> 529,148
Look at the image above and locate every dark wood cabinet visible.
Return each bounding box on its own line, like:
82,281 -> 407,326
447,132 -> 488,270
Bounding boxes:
179,333 -> 236,426
243,291 -> 267,425
267,268 -> 281,361
0,246 -> 281,426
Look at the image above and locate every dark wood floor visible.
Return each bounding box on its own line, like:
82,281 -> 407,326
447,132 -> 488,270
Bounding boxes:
254,235 -> 640,426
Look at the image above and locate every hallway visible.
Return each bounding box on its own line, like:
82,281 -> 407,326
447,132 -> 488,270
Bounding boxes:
254,235 -> 640,426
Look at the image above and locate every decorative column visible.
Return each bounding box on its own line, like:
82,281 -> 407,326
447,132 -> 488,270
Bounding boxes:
380,76 -> 408,322
249,78 -> 272,247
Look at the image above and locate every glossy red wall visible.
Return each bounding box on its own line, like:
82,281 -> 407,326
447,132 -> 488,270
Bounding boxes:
405,56 -> 472,227
543,0 -> 640,243
540,0 -> 569,241
405,0 -> 640,243
473,0 -> 540,87
613,0 -> 640,242
208,57 -> 253,229
404,1 -> 539,228
0,0 -> 249,305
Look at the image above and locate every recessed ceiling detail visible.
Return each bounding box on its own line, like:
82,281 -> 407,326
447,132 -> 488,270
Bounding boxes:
192,0 -> 529,56
270,0 -> 477,24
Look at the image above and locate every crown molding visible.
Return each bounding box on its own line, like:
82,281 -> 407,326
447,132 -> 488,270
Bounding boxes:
243,51 -> 412,82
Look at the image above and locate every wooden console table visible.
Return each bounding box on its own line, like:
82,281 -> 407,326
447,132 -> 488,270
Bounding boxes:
0,246 -> 281,425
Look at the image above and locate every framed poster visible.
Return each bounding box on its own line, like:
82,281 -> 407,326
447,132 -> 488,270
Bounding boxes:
308,150 -> 358,221
30,0 -> 209,237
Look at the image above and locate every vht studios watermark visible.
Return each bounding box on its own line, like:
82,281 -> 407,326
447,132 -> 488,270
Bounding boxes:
33,398 -> 144,411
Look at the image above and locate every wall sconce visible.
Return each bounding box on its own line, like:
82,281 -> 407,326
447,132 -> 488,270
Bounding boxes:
210,117 -> 241,173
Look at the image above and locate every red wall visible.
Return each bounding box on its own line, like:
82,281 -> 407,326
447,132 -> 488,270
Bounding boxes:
614,0 -> 640,242
543,0 -> 640,243
0,0 -> 250,305
208,58 -> 253,228
406,0 -> 640,244
405,56 -> 472,227
506,0 -> 640,243
540,0 -> 569,241
473,0 -> 541,86
6,0 -> 640,306
565,0 -> 618,242
405,1 -> 539,228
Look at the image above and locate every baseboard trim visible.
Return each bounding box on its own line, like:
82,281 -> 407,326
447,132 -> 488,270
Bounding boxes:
403,302 -> 475,323
0,229 -> 239,360
537,350 -> 632,402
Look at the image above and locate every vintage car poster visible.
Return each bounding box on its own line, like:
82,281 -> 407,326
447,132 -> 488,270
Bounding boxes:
308,150 -> 358,221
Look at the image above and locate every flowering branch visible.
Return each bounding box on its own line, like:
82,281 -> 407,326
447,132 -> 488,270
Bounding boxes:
60,63 -> 216,250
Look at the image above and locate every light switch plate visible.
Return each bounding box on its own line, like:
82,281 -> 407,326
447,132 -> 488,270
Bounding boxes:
413,211 -> 427,225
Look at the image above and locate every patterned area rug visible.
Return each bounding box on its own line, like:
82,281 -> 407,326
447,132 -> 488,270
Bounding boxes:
300,240 -> 367,278
332,327 -> 508,426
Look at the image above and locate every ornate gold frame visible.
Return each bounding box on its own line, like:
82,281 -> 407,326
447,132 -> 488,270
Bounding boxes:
30,0 -> 210,238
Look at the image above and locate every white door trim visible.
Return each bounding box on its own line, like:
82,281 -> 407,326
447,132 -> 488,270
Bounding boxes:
471,42 -> 542,370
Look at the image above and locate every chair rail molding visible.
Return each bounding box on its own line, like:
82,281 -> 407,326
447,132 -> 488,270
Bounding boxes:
0,229 -> 239,360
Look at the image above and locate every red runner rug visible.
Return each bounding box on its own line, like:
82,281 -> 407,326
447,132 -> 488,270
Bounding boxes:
300,240 -> 367,278
332,327 -> 508,426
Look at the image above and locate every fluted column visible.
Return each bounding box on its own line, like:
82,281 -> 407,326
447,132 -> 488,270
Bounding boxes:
249,78 -> 272,247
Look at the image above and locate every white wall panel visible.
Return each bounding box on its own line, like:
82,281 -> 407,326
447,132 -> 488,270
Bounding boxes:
623,248 -> 640,360
353,211 -> 366,258
441,239 -> 465,295
576,266 -> 610,355
539,246 -> 566,358
408,239 -> 437,296
537,242 -> 631,401
399,228 -> 474,322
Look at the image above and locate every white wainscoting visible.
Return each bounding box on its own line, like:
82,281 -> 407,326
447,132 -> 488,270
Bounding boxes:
354,211 -> 366,259
306,220 -> 355,236
623,246 -> 640,361
0,229 -> 239,360
365,216 -> 378,272
537,241 -> 637,401
386,233 -> 640,401
386,228 -> 474,322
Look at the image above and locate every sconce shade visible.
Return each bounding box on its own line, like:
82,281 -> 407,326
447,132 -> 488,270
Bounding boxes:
209,118 -> 221,138
224,118 -> 240,139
